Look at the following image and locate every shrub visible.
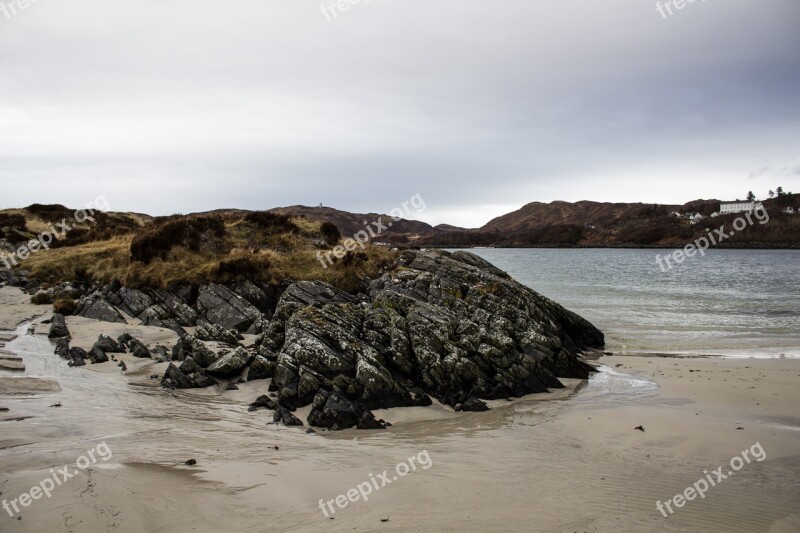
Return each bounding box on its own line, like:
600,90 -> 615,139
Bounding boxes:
31,292 -> 53,305
320,222 -> 341,246
53,298 -> 78,315
130,216 -> 226,264
244,212 -> 298,234
216,254 -> 271,281
0,213 -> 27,230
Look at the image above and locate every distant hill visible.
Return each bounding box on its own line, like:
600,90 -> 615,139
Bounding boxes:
419,196 -> 800,248
267,205 -> 442,245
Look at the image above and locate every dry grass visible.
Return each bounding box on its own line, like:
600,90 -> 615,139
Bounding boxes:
18,216 -> 399,293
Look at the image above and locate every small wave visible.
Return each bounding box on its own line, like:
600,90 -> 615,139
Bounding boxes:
574,365 -> 659,404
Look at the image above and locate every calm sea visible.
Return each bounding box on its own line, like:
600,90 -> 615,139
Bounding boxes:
460,248 -> 800,358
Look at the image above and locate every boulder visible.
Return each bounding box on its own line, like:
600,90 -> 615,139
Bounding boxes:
88,344 -> 109,364
75,295 -> 126,323
194,323 -> 241,345
206,347 -> 251,376
54,337 -> 70,359
261,250 -> 603,428
273,405 -> 304,427
247,354 -> 276,381
128,338 -> 151,359
161,363 -> 216,390
48,314 -> 70,338
196,283 -> 263,333
96,334 -> 123,353
248,395 -> 278,411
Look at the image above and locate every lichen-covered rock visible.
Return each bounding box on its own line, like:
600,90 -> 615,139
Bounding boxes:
206,347 -> 251,376
75,294 -> 126,323
196,283 -> 263,333
263,250 -> 602,429
194,323 -> 241,345
171,335 -> 220,367
247,354 -> 276,381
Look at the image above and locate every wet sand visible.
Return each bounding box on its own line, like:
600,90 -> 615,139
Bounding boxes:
1,286 -> 799,532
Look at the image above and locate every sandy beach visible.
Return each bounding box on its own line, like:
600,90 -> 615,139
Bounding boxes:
1,285 -> 799,532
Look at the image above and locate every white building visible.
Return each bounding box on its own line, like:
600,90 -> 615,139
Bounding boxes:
783,207 -> 796,215
719,201 -> 764,215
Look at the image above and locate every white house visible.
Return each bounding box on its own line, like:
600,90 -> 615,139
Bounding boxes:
719,201 -> 764,215
783,207 -> 796,215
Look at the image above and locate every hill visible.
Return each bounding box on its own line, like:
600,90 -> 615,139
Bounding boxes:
420,196 -> 800,248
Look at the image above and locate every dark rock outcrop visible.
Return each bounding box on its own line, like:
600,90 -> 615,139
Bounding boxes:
196,283 -> 263,333
259,250 -> 603,428
57,250 -> 603,431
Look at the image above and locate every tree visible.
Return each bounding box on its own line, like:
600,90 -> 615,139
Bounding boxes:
777,186 -> 784,197
747,191 -> 756,201
769,190 -> 775,199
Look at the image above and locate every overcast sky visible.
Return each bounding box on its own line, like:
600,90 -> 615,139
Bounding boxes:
1,0 -> 798,227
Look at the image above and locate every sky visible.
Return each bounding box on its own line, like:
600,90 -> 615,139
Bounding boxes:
1,0 -> 799,228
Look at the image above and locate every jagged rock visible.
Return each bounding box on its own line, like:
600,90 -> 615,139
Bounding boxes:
54,338 -> 70,359
273,405 -> 304,427
48,314 -> 70,338
247,354 -> 276,381
248,395 -> 278,411
68,347 -> 87,366
261,250 -> 602,428
161,362 -> 216,389
127,338 -> 151,359
179,356 -> 201,375
138,304 -> 186,334
206,347 -> 251,376
151,345 -> 170,361
75,294 -> 126,323
113,288 -> 153,317
196,283 -> 263,333
88,344 -> 109,364
161,363 -> 193,389
171,335 -> 219,367
307,390 -> 360,430
67,347 -> 89,366
118,361 -> 127,371
194,323 -> 241,345
117,333 -> 133,350
96,334 -> 123,353
455,398 -> 490,412
357,411 -> 387,430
